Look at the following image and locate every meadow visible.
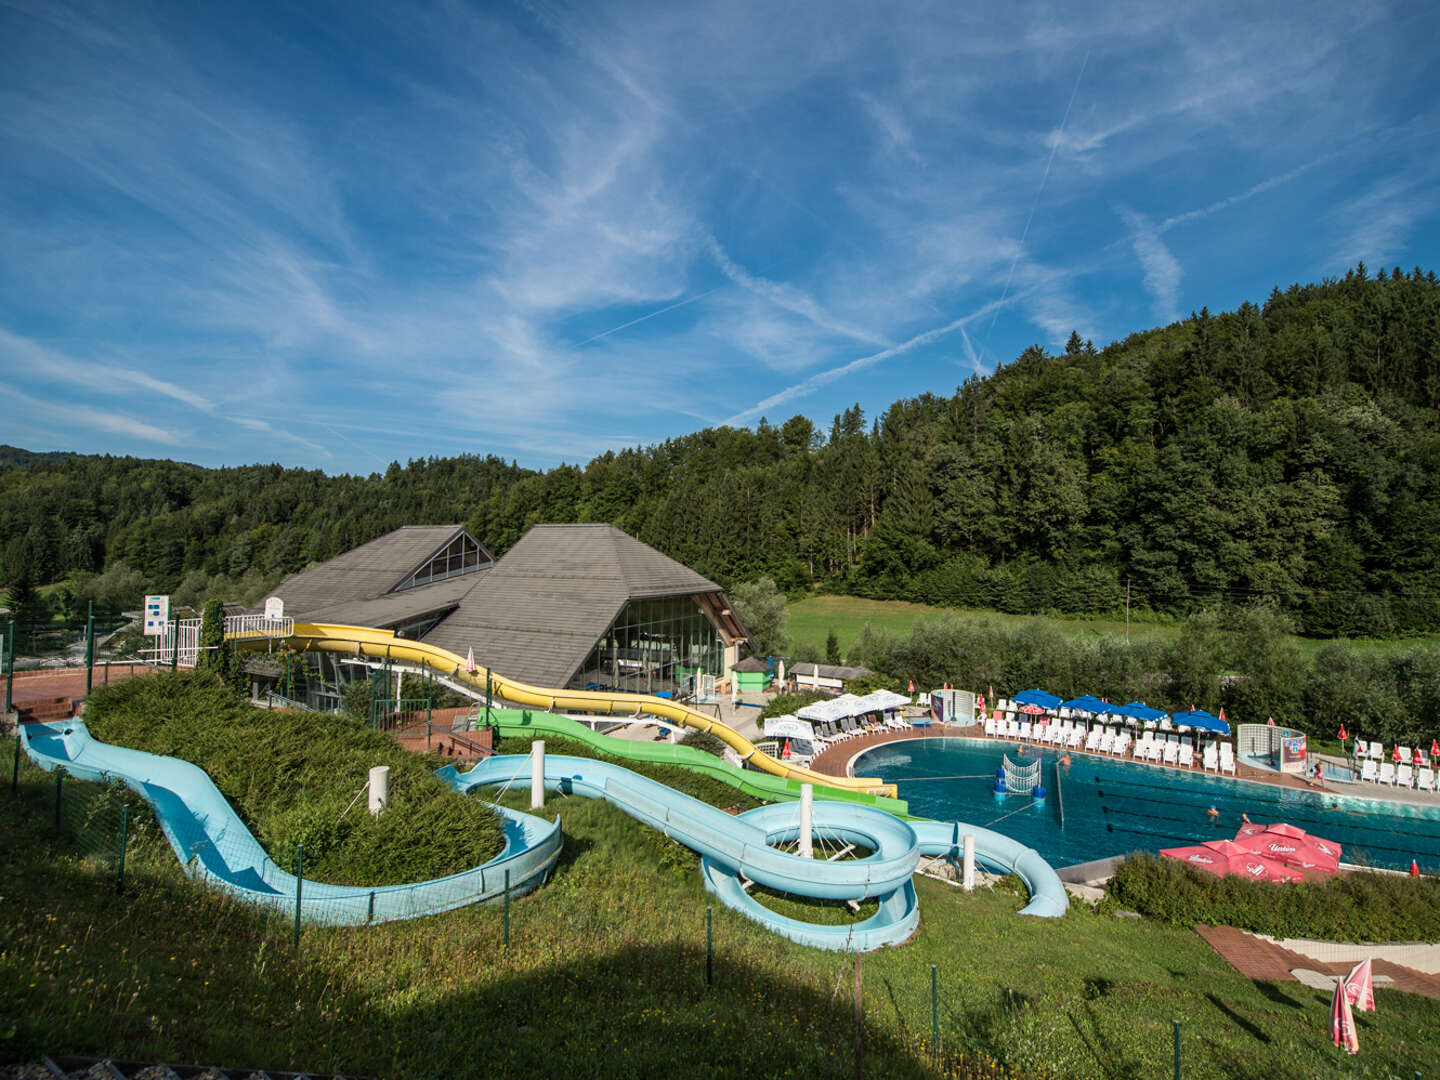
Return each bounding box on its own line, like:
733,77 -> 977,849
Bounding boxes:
786,594 -> 1440,664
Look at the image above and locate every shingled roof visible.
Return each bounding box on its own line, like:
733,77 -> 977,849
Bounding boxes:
265,525 -> 485,618
421,524 -> 738,687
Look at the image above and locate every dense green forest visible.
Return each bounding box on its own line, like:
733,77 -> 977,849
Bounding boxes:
3,264 -> 1439,637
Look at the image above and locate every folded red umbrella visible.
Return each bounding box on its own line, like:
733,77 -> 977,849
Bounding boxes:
1161,840 -> 1304,882
1232,822 -> 1341,875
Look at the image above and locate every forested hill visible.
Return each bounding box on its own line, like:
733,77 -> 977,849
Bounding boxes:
3,263 -> 1439,636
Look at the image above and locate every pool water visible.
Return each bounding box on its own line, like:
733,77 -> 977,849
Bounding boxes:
857,738 -> 1440,874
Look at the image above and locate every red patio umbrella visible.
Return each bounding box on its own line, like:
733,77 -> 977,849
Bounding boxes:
1232,822 -> 1342,875
1415,747 -> 1424,766
781,739 -> 791,759
1160,839 -> 1304,882
1019,703 -> 1045,714
1344,958 -> 1375,1013
1432,738 -> 1439,757
1393,745 -> 1402,762
1331,975 -> 1359,1055
1337,723 -> 1347,740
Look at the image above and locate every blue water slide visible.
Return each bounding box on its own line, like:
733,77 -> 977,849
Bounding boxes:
20,720 -> 561,925
442,752 -> 1067,951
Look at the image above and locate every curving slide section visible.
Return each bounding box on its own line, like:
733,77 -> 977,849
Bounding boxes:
442,752 -> 1066,951
234,623 -> 897,799
486,707 -> 910,816
20,720 -> 562,925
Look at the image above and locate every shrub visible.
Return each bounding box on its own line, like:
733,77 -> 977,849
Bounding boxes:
1107,853 -> 1440,942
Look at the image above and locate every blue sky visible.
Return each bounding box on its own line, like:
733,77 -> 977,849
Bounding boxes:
1,1 -> 1437,474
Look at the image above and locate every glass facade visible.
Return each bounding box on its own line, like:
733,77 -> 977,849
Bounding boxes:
570,595 -> 722,697
396,532 -> 489,591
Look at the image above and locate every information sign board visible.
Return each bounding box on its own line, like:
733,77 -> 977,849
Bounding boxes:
143,595 -> 170,637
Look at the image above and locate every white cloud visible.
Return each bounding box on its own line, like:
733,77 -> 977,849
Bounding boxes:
0,384 -> 182,445
0,327 -> 213,411
1118,207 -> 1182,325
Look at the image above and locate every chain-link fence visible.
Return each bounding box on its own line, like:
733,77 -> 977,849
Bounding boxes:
9,733 -> 133,890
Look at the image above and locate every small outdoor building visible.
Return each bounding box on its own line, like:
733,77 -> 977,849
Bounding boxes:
730,655 -> 773,692
792,662 -> 873,693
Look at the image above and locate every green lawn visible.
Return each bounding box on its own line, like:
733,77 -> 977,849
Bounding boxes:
786,594 -> 1440,663
5,749 -> 1438,1079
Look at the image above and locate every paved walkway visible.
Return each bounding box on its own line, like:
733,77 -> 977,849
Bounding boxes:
1196,925 -> 1440,1000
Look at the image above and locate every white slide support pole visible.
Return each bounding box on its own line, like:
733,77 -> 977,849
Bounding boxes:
799,783 -> 814,859
368,765 -> 390,816
962,833 -> 976,890
531,739 -> 545,810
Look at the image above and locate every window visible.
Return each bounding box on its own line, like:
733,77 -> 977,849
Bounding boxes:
395,532 -> 491,591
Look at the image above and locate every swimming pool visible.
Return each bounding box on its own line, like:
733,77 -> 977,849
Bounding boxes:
856,738 -> 1440,874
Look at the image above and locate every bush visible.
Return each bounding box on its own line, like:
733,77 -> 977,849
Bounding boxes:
81,671 -> 505,885
1107,853 -> 1440,942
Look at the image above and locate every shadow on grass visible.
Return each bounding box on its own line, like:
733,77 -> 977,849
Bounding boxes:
1204,993 -> 1270,1044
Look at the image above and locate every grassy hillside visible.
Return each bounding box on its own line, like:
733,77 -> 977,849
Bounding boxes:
81,671 -> 505,884
4,768 -> 1438,1079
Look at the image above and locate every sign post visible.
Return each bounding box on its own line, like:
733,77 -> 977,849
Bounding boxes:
143,595 -> 170,669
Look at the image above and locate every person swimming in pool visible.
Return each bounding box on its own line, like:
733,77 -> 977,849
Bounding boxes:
1059,752 -> 1071,768
1206,805 -> 1220,822
1241,812 -> 1252,825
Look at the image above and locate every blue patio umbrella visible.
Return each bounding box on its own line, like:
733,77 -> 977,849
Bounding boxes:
1120,701 -> 1167,722
1172,708 -> 1230,735
1013,688 -> 1062,711
1060,695 -> 1109,714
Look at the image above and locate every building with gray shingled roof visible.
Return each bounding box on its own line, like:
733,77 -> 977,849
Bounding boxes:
258,522 -> 749,708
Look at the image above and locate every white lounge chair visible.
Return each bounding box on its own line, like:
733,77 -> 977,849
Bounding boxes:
1370,743 -> 1384,761
1418,767 -> 1436,793
1396,763 -> 1414,789
1084,728 -> 1101,752
1163,738 -> 1179,765
1113,731 -> 1131,757
1219,744 -> 1236,775
1379,762 -> 1396,785
1360,759 -> 1378,783
1179,741 -> 1195,768
1398,746 -> 1412,765
1202,743 -> 1218,772
984,717 -> 997,736
1354,738 -> 1368,759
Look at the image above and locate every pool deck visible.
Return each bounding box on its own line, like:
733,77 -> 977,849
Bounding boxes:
807,721 -> 1440,812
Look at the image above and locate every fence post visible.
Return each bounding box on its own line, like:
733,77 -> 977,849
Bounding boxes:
54,771 -> 63,830
931,964 -> 939,1060
11,734 -> 19,793
293,844 -> 304,949
368,891 -> 375,924
853,951 -> 864,1080
85,601 -> 95,695
116,805 -> 129,893
503,869 -> 510,949
5,619 -> 13,714
1173,1018 -> 1181,1080
706,905 -> 713,987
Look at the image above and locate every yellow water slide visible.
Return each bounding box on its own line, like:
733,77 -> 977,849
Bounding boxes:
236,622 -> 897,798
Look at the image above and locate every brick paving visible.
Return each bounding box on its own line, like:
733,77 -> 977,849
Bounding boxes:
1196,924 -> 1440,1001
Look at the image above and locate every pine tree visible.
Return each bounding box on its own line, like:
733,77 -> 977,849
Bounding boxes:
826,628 -> 841,665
